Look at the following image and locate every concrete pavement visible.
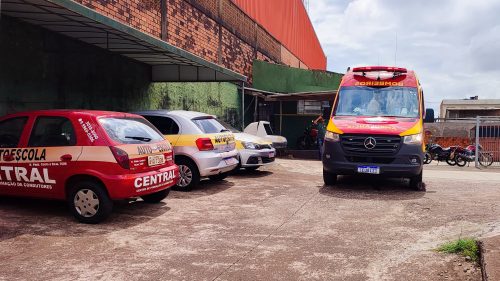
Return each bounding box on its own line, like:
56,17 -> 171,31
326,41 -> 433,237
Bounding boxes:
1,159 -> 499,280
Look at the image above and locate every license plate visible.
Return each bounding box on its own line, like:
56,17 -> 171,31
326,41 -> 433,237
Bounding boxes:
357,166 -> 380,174
269,151 -> 275,158
224,157 -> 238,165
148,154 -> 165,166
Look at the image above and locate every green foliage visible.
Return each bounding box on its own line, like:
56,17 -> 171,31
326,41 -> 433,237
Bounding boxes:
437,238 -> 479,262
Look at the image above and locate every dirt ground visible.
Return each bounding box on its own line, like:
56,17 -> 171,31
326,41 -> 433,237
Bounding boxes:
1,159 -> 499,281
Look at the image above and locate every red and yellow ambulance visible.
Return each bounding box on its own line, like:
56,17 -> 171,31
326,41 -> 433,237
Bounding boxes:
322,66 -> 426,190
0,110 -> 179,223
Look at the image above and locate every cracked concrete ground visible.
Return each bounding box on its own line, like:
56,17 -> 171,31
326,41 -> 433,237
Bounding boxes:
1,159 -> 499,281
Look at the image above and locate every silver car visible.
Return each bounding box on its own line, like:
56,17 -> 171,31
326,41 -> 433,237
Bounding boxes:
135,110 -> 239,191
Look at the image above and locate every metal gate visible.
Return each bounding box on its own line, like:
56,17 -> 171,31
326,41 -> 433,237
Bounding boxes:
474,116 -> 500,168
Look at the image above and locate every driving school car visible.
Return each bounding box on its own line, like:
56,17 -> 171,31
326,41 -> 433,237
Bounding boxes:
135,110 -> 239,191
217,119 -> 275,170
0,110 -> 178,223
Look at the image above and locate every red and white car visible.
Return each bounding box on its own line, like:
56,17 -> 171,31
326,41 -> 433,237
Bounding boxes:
0,110 -> 179,223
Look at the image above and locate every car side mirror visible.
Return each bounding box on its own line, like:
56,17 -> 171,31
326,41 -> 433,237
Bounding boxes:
424,108 -> 435,123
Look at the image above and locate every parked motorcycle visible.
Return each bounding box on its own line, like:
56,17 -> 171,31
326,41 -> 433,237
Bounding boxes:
296,123 -> 318,149
455,144 -> 494,167
426,144 -> 458,166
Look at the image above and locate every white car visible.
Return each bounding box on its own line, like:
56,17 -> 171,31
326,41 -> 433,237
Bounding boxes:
218,120 -> 276,171
244,121 -> 287,149
135,110 -> 239,190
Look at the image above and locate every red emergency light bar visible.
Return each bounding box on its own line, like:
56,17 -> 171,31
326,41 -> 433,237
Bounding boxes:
352,66 -> 407,73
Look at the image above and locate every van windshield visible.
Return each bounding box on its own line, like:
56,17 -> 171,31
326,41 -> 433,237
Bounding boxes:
99,117 -> 164,144
334,86 -> 419,118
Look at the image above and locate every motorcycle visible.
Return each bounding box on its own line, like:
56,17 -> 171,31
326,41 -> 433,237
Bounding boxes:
426,143 -> 458,166
296,123 -> 318,150
455,144 -> 494,167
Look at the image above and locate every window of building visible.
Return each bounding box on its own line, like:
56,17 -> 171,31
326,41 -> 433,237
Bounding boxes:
297,100 -> 330,115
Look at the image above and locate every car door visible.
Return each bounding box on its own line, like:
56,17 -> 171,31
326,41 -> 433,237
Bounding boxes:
0,116 -> 29,196
25,115 -> 82,198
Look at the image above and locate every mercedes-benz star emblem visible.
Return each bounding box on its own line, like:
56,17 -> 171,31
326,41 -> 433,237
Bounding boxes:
364,137 -> 377,150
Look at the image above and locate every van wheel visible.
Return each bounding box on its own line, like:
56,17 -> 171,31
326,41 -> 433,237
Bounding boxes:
323,169 -> 337,186
141,189 -> 170,203
176,158 -> 200,191
68,181 -> 113,224
209,172 -> 228,181
409,171 -> 425,191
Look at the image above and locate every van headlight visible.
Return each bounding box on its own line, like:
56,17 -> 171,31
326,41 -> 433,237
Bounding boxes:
242,141 -> 258,149
325,131 -> 340,142
403,133 -> 423,145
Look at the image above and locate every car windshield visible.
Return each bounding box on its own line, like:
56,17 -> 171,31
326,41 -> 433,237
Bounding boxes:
334,86 -> 419,118
191,117 -> 229,134
216,119 -> 240,133
99,117 -> 164,144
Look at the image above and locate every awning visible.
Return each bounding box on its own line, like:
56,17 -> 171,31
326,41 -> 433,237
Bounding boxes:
243,87 -> 337,101
1,0 -> 247,82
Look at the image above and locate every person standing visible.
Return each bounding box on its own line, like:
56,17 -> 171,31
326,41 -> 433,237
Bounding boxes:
313,115 -> 327,160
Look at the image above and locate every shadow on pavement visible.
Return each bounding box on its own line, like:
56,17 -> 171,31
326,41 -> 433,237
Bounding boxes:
0,196 -> 171,241
230,169 -> 274,178
169,180 -> 235,199
318,175 -> 426,201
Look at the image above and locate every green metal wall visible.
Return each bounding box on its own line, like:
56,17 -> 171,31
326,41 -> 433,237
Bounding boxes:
252,60 -> 343,93
251,60 -> 342,148
0,16 -> 241,126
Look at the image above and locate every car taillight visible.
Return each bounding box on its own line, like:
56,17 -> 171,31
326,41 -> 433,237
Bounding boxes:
110,146 -> 130,169
195,138 -> 214,151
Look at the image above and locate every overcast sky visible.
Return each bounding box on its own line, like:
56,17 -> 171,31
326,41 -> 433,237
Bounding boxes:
308,0 -> 500,111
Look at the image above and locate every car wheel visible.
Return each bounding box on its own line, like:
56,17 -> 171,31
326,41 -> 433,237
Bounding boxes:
409,171 -> 425,191
323,169 -> 337,186
209,172 -> 228,181
176,158 -> 200,191
141,189 -> 170,203
68,181 -> 113,224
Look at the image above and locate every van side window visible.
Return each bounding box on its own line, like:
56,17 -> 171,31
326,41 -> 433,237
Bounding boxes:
144,116 -> 179,135
0,117 -> 28,148
28,117 -> 76,147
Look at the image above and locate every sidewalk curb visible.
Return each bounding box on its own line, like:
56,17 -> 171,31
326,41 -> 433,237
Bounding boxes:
479,240 -> 488,281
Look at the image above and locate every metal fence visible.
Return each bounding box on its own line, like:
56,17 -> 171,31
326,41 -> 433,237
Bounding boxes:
474,116 -> 500,168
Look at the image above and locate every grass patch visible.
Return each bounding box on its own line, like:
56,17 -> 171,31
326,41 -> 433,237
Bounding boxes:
437,238 -> 479,262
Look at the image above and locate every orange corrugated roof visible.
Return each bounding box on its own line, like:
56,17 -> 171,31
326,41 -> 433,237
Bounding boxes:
233,0 -> 326,70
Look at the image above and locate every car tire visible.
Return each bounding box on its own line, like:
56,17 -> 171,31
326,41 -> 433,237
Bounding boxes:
323,169 -> 337,186
176,157 -> 200,191
209,172 -> 228,181
409,171 -> 425,191
141,189 -> 170,203
68,180 -> 113,224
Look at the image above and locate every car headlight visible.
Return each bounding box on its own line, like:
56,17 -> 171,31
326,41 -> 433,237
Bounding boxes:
403,133 -> 423,145
325,131 -> 340,142
242,141 -> 258,149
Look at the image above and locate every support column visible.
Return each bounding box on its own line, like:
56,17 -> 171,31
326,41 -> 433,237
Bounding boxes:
254,96 -> 258,122
241,81 -> 245,130
160,0 -> 167,41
